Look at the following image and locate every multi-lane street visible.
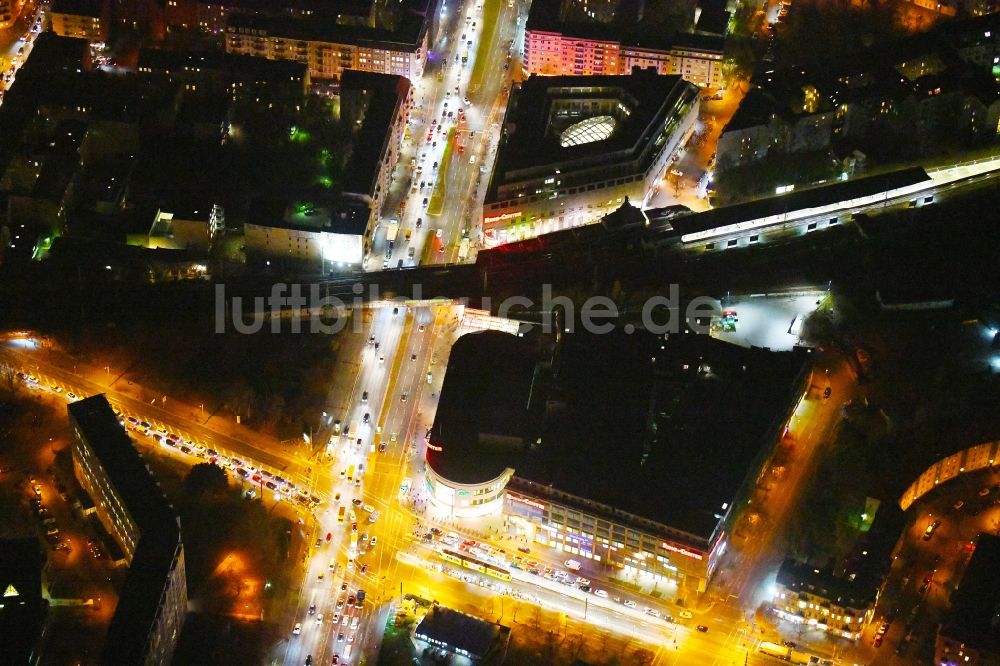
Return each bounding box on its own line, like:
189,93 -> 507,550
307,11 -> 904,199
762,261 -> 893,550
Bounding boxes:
0,0 -> 46,107
369,0 -> 523,273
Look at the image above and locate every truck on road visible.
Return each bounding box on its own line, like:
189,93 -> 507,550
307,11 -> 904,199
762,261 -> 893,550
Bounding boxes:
758,642 -> 790,659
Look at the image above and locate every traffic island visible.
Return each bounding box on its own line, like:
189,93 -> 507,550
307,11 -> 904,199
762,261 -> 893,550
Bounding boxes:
425,128 -> 456,217
468,0 -> 504,94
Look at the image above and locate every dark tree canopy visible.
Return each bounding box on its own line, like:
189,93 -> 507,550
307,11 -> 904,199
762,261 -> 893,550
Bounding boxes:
184,462 -> 229,497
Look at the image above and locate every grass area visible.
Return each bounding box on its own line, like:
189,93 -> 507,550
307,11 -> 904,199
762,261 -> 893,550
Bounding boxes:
426,127 -> 456,217
377,617 -> 416,666
467,0 -> 503,93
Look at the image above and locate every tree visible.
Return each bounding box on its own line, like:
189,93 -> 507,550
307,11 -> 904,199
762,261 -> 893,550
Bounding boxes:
184,462 -> 229,497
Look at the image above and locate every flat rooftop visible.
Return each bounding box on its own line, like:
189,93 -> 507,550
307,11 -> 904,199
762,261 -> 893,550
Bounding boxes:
776,559 -> 876,611
487,71 -> 695,198
939,533 -> 1000,655
226,12 -> 426,51
68,395 -> 183,665
248,197 -> 370,235
341,70 -> 410,199
430,329 -> 810,540
138,48 -> 307,80
414,606 -> 507,660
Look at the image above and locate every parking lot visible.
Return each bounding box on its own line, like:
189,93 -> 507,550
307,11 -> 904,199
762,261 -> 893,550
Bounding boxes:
711,292 -> 824,351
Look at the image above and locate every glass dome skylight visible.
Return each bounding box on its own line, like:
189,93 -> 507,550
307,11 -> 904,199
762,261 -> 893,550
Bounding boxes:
559,115 -> 616,147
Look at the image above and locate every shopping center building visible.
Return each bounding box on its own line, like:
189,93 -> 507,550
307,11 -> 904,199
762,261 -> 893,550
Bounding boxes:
481,69 -> 699,246
426,328 -> 810,597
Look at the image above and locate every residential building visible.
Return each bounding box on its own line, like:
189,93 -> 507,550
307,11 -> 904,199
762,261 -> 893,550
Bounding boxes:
224,12 -> 428,83
482,70 -> 698,245
243,69 -> 410,268
137,47 -> 309,108
68,395 -> 187,666
244,195 -> 371,266
524,0 -> 726,88
716,36 -> 1000,170
340,69 -> 413,236
148,202 -> 222,251
773,560 -> 875,640
49,0 -> 108,41
0,0 -> 24,29
164,0 -> 376,35
0,539 -> 48,666
414,607 -> 510,662
771,505 -> 902,641
935,534 -> 1000,665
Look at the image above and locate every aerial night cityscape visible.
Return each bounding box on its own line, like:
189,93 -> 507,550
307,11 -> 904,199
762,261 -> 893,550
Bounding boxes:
2,0 -> 1000,665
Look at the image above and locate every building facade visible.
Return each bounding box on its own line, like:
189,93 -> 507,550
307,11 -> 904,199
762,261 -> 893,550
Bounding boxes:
340,70 -> 413,236
505,482 -> 724,595
0,0 -> 24,29
524,29 -> 724,88
424,459 -> 512,519
483,72 -> 699,246
934,534 -> 1000,665
224,14 -> 427,84
772,560 -> 876,641
49,0 -> 107,41
68,396 -> 187,666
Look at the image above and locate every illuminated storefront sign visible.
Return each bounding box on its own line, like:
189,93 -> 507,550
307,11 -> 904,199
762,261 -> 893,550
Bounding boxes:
484,211 -> 522,224
662,542 -> 704,560
508,494 -> 546,511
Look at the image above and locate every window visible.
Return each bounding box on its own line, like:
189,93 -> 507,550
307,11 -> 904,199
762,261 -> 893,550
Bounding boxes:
807,222 -> 817,231
749,234 -> 759,243
727,238 -> 737,247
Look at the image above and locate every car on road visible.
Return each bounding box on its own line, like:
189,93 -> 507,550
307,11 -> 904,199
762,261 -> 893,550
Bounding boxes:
368,511 -> 379,523
309,603 -> 316,615
979,486 -> 992,497
696,625 -> 709,632
564,559 -> 581,571
923,520 -> 942,541
678,610 -> 693,619
593,589 -> 608,598
362,503 -> 375,513
953,500 -> 965,511
293,623 -> 302,635
644,608 -> 660,618
400,392 -> 407,402
337,632 -> 345,642
362,391 -> 368,402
